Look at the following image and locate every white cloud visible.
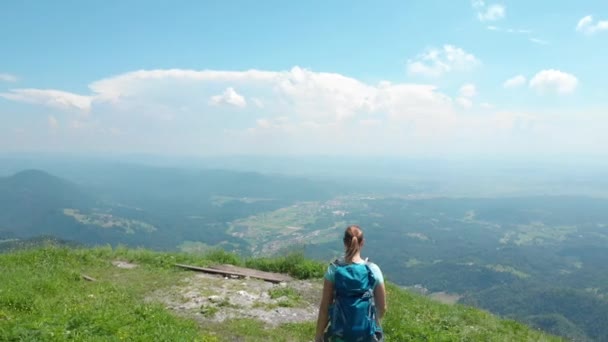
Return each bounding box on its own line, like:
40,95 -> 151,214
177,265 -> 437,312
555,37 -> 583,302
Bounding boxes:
460,83 -> 477,98
407,45 -> 480,77
6,66 -> 588,156
529,70 -> 578,94
359,119 -> 382,127
209,87 -> 247,108
576,15 -> 608,35
457,84 -> 476,109
503,75 -> 527,88
456,97 -> 473,109
0,88 -> 92,112
485,25 -> 543,45
473,1 -> 505,22
479,4 -> 506,21
0,73 -> 18,82
88,69 -> 276,102
48,115 -> 59,130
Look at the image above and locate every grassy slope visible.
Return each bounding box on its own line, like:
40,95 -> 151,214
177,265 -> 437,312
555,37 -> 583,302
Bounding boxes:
0,245 -> 561,342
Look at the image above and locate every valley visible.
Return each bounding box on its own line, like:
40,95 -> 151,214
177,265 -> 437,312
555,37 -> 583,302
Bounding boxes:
1,164 -> 608,340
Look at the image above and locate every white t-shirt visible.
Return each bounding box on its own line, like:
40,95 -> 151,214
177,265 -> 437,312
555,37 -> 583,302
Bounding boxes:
324,257 -> 384,288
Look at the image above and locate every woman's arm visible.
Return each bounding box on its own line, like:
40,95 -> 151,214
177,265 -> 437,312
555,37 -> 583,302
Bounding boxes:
374,283 -> 387,321
315,279 -> 334,342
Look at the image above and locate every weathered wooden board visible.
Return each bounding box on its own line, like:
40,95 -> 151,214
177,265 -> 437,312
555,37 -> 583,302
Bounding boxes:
210,264 -> 293,282
174,263 -> 292,283
81,274 -> 96,282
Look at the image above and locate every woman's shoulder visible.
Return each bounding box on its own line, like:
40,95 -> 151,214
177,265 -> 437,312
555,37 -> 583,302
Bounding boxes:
365,261 -> 384,284
366,260 -> 382,271
365,260 -> 383,276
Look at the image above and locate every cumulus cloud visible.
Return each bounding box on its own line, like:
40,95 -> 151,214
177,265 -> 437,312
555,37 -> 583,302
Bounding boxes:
529,70 -> 578,94
1,66 -> 552,156
576,15 -> 608,35
456,97 -> 473,109
407,45 -> 480,77
503,75 -> 527,88
0,88 -> 92,112
0,73 -> 18,82
359,119 -> 382,127
460,84 -> 477,98
472,1 -> 505,22
88,69 -> 276,102
209,87 -> 247,108
456,84 -> 477,108
479,4 -> 505,21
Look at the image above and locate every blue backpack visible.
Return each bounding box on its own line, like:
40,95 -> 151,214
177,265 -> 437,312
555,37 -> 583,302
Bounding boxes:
328,260 -> 380,341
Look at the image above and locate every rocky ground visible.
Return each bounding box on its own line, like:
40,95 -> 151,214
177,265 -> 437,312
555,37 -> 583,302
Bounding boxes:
146,270 -> 324,327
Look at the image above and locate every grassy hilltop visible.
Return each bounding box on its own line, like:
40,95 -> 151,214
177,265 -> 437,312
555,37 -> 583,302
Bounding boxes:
0,244 -> 560,341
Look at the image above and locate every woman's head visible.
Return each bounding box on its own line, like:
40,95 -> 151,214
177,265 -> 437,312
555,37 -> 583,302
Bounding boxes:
343,225 -> 364,261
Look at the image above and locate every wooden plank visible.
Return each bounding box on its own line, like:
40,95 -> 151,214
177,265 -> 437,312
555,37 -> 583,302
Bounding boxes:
174,263 -> 292,283
210,264 -> 293,282
81,274 -> 96,282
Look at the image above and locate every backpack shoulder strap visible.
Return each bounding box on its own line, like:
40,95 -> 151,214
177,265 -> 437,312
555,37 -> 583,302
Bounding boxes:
332,258 -> 346,267
363,261 -> 377,292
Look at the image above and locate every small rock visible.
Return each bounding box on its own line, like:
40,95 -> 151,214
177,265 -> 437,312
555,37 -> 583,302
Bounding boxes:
112,260 -> 138,269
237,290 -> 257,301
208,295 -> 222,303
279,282 -> 287,288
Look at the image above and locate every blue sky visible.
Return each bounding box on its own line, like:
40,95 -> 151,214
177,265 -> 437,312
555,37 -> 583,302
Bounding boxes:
1,0 -> 607,157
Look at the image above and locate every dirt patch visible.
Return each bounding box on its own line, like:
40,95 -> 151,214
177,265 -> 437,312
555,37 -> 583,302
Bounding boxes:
147,272 -> 323,327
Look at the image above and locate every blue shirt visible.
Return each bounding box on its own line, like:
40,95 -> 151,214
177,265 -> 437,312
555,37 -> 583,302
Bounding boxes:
324,257 -> 384,288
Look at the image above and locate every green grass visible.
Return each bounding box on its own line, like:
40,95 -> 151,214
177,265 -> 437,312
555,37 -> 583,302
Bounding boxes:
0,244 -> 562,341
382,284 -> 560,341
269,287 -> 300,300
0,246 -> 208,341
200,305 -> 219,318
200,319 -> 315,342
269,287 -> 302,308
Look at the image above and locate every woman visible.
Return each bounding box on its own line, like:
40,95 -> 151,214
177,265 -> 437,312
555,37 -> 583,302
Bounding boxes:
315,225 -> 387,342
